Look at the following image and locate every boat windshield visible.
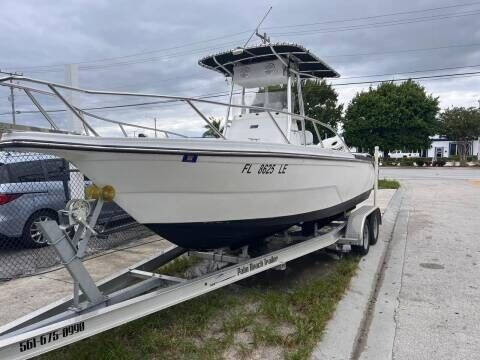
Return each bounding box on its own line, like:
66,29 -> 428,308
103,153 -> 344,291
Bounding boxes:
231,87 -> 289,116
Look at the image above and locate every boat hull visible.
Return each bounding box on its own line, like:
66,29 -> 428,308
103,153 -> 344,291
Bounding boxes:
145,189 -> 369,249
0,133 -> 375,250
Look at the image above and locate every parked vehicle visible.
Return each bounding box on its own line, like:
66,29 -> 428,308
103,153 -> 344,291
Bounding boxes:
388,150 -> 420,159
0,152 -> 133,247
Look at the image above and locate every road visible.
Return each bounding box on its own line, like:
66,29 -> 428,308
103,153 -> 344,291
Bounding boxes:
380,167 -> 480,180
359,168 -> 480,360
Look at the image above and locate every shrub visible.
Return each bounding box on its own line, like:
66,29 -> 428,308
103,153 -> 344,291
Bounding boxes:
400,158 -> 414,167
416,159 -> 424,167
381,159 -> 398,166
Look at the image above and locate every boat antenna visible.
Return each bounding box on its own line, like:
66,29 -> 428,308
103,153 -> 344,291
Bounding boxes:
242,6 -> 272,48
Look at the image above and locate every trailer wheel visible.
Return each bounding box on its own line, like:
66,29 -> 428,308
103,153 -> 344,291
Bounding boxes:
301,221 -> 316,236
353,219 -> 370,255
369,212 -> 380,245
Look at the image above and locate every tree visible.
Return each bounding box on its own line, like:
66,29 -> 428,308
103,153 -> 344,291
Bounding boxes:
202,117 -> 224,138
294,80 -> 343,142
297,79 -> 343,129
343,80 -> 440,156
262,80 -> 343,143
439,107 -> 480,161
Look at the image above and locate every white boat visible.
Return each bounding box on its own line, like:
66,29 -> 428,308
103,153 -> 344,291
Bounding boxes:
0,39 -> 374,250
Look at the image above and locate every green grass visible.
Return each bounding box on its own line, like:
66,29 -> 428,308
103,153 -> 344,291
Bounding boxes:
41,255 -> 360,360
378,178 -> 400,189
156,254 -> 201,276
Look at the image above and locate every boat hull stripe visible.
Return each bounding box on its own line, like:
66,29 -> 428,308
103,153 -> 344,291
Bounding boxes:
0,140 -> 373,163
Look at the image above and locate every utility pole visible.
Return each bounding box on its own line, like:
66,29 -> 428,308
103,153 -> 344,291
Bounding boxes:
64,64 -> 83,134
154,117 -> 157,138
9,81 -> 15,125
0,69 -> 22,125
478,99 -> 480,160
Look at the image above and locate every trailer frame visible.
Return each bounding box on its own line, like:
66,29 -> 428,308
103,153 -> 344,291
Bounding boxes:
0,198 -> 381,360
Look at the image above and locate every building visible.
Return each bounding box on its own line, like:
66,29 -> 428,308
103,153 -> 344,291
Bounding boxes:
422,136 -> 480,159
355,136 -> 480,159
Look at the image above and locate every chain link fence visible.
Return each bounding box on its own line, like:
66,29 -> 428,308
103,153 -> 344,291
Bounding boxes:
0,151 -> 154,280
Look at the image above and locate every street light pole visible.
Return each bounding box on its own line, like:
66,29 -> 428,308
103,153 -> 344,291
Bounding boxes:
9,81 -> 15,126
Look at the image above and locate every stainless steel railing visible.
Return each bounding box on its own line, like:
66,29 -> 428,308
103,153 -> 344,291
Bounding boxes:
0,75 -> 349,150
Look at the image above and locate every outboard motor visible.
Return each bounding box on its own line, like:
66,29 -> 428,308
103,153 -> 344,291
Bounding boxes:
322,135 -> 345,151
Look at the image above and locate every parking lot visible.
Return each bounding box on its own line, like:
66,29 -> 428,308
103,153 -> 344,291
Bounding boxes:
357,167 -> 480,359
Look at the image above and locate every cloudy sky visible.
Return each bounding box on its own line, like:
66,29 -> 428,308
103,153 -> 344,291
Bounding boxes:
1,0 -> 480,136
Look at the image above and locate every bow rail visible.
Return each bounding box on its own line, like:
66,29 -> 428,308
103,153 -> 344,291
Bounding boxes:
0,75 -> 349,150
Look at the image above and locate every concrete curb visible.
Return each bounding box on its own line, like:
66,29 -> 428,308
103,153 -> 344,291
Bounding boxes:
357,208 -> 410,360
312,188 -> 405,360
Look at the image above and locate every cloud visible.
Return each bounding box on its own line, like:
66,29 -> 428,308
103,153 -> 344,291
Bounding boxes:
1,0 -> 480,134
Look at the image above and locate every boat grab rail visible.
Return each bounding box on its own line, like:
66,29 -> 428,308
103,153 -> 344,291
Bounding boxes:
0,75 -> 350,151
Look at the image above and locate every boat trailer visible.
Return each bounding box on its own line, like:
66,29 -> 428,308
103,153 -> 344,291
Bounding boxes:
0,190 -> 381,360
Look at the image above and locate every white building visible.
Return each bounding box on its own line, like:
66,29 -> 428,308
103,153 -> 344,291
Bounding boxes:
366,136 -> 480,159
422,136 -> 479,159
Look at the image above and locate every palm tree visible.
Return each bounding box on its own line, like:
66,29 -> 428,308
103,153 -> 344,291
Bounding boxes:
202,117 -> 224,138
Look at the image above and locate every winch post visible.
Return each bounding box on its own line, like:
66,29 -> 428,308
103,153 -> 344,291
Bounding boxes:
70,199 -> 104,307
77,198 -> 104,258
38,221 -> 105,305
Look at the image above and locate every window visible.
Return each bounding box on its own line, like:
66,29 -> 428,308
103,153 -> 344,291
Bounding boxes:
44,159 -> 69,181
0,164 -> 10,184
449,143 -> 457,156
9,161 -> 46,183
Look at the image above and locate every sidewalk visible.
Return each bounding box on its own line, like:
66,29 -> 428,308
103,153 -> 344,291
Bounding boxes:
0,236 -> 172,326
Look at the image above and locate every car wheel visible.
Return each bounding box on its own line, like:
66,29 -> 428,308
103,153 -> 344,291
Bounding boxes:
22,210 -> 58,248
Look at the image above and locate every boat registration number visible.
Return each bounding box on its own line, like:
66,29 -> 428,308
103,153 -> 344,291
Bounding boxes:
242,163 -> 288,175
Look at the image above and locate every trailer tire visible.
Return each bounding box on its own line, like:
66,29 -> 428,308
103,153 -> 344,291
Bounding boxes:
369,212 -> 380,245
301,221 -> 316,236
353,219 -> 370,255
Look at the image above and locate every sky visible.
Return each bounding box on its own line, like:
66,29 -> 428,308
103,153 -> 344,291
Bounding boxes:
1,0 -> 480,136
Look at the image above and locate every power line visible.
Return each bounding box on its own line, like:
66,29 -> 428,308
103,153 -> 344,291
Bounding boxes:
323,43 -> 480,59
271,9 -> 480,37
332,63 -> 480,80
19,40 -> 246,74
264,1 -> 480,29
0,90 -> 235,116
5,1 -> 480,73
330,70 -> 480,86
3,69 -> 480,117
10,32 -> 251,71
18,37 -> 480,76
